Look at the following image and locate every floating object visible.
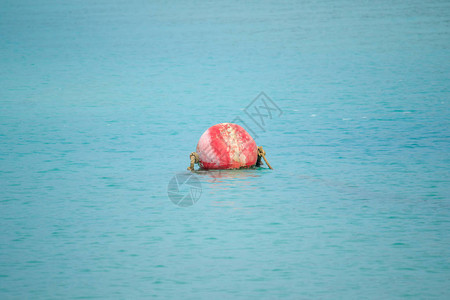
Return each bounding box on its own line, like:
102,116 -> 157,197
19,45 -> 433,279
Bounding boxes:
187,123 -> 272,171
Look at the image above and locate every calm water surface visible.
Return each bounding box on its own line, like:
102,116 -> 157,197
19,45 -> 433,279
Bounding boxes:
1,0 -> 449,298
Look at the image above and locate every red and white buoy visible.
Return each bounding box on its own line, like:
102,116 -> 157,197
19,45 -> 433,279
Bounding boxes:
195,123 -> 257,170
187,123 -> 272,171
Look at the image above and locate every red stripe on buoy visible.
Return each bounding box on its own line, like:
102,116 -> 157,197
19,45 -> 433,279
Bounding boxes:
196,123 -> 257,169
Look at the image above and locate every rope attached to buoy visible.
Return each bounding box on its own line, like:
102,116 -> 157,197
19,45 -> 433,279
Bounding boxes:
257,146 -> 273,170
187,146 -> 272,171
187,152 -> 199,171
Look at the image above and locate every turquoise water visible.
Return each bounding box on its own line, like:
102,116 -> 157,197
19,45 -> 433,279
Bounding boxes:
1,0 -> 449,298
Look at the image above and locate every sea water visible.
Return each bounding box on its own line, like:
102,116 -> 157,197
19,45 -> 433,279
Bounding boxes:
0,0 -> 449,298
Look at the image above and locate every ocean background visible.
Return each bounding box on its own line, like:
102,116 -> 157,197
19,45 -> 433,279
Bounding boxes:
1,0 -> 449,298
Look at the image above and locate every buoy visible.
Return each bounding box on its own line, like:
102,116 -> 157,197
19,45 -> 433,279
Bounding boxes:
187,123 -> 273,171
